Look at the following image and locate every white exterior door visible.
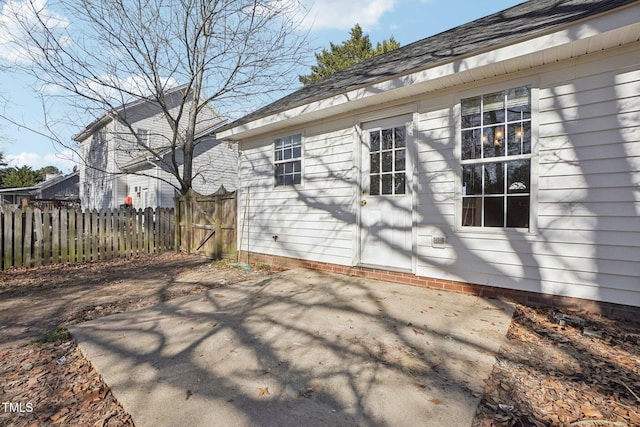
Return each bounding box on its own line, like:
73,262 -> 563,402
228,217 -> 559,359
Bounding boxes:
359,118 -> 413,271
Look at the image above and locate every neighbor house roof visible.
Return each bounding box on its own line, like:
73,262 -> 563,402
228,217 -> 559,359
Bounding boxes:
0,172 -> 79,198
72,84 -> 191,142
120,119 -> 230,172
218,0 -> 640,139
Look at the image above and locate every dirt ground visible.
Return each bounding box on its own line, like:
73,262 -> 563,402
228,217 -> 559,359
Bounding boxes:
1,253 -> 639,426
0,252 -> 270,426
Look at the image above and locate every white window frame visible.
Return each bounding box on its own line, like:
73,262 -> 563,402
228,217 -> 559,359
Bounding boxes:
273,133 -> 303,187
136,128 -> 150,145
457,84 -> 538,233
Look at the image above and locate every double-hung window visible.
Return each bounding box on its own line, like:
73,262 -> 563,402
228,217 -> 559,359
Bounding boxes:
460,86 -> 532,228
274,134 -> 302,186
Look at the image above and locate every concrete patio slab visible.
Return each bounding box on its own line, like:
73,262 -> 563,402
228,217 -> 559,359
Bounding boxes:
71,268 -> 514,427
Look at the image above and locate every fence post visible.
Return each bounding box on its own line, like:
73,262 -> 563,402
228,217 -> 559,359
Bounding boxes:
186,192 -> 193,254
173,203 -> 179,253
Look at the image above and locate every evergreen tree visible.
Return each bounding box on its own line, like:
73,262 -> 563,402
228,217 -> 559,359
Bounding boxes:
1,165 -> 41,188
0,152 -> 9,186
299,24 -> 400,85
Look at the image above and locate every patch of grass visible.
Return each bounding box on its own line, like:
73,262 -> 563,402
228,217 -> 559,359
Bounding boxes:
211,259 -> 232,268
32,327 -> 72,345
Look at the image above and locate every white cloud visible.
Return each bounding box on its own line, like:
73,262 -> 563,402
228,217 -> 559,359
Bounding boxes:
6,150 -> 78,173
0,0 -> 70,64
277,0 -> 397,31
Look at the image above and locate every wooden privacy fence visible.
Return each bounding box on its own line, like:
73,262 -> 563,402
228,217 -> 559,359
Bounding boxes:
175,187 -> 237,259
1,206 -> 174,270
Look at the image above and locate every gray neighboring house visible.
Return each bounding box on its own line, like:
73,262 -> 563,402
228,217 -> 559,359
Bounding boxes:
218,0 -> 640,309
0,172 -> 80,208
120,123 -> 239,210
74,85 -> 237,211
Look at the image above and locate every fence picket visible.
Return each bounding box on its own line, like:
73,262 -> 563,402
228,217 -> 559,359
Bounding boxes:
106,210 -> 112,260
24,209 -> 33,267
13,209 -> 23,267
3,209 -> 12,268
52,209 -> 60,264
116,209 -> 123,258
136,209 -> 143,255
99,210 -> 104,260
60,209 -> 68,263
33,208 -> 43,267
68,210 -> 76,263
43,210 -> 51,265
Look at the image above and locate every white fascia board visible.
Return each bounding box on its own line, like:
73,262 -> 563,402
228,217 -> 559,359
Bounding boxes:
217,4 -> 640,141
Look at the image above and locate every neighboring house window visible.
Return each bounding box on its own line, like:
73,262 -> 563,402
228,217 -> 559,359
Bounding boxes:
460,86 -> 532,228
92,129 -> 106,145
274,134 -> 302,186
369,126 -> 406,195
136,128 -> 149,145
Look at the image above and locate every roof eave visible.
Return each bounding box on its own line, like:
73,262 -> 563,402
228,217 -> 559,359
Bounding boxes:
217,2 -> 640,141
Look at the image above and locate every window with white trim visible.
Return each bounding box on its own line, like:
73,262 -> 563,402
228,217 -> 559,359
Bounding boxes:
136,128 -> 149,145
274,134 -> 302,186
461,86 -> 532,228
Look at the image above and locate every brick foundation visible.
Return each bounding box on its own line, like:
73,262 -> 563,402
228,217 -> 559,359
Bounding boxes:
239,251 -> 640,321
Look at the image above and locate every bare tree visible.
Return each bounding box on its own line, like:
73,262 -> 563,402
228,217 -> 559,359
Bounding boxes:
4,0 -> 309,195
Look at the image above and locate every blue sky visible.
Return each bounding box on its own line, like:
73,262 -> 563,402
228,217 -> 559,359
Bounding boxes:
0,0 -> 523,173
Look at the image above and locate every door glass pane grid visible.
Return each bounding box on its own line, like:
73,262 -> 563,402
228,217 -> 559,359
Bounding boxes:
369,127 -> 406,196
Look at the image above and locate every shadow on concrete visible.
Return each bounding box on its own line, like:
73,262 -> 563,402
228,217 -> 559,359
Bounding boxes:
71,268 -> 514,427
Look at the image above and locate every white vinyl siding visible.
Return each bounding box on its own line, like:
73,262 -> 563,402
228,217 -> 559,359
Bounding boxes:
238,122 -> 355,266
237,44 -> 640,307
413,48 -> 639,307
190,139 -> 238,194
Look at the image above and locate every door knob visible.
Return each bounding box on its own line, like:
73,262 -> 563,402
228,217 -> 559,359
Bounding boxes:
360,200 -> 367,206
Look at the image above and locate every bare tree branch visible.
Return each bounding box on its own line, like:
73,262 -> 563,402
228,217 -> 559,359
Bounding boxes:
2,0 -> 310,197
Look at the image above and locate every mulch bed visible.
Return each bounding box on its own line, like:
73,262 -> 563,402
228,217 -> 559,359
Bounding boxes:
473,305 -> 640,426
0,341 -> 133,427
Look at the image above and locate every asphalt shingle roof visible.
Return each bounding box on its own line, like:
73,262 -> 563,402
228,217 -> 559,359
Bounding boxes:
221,0 -> 638,132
